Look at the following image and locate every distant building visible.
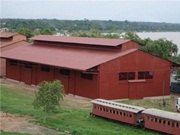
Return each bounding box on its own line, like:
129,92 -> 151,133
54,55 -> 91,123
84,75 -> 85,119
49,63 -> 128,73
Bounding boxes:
171,73 -> 180,93
1,35 -> 174,99
0,28 -> 9,32
0,32 -> 27,77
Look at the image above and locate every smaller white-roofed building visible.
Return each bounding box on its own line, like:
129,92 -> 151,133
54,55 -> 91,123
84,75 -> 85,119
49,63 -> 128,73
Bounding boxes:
142,108 -> 180,121
91,99 -> 145,113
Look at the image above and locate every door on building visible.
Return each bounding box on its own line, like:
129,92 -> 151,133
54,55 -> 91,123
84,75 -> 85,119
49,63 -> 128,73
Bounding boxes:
68,71 -> 76,95
54,68 -> 70,94
21,63 -> 32,84
6,59 -> 21,81
128,82 -> 144,99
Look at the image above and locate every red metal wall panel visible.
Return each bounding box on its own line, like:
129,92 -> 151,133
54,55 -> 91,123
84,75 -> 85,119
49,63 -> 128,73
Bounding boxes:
74,71 -> 99,99
6,60 -> 21,81
31,65 -> 37,85
128,82 -> 144,99
99,50 -> 171,99
54,68 -> 69,94
68,71 -> 76,94
121,41 -> 139,51
99,60 -> 129,99
36,66 -> 54,84
5,60 -> 99,99
20,67 -> 32,84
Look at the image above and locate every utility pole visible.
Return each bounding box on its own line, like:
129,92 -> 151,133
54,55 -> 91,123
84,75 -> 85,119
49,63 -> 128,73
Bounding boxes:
162,80 -> 166,106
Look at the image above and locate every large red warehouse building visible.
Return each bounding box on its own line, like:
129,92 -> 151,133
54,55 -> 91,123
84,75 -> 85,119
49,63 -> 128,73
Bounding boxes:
1,35 -> 172,99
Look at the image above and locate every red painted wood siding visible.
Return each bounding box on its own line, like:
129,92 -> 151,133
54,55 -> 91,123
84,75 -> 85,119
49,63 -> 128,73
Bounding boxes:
5,60 -> 99,99
99,50 -> 171,99
121,41 -> 139,51
6,60 -> 21,81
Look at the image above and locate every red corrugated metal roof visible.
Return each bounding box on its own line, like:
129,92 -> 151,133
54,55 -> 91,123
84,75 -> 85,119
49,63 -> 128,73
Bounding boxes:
0,33 -> 26,47
0,40 -> 25,48
31,35 -> 130,47
1,43 -> 137,71
0,32 -> 17,38
1,41 -> 29,51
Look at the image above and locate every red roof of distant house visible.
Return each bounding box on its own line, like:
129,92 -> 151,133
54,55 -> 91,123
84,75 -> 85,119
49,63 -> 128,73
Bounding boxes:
31,35 -> 130,47
1,43 -> 137,71
0,32 -> 26,48
0,32 -> 17,38
0,40 -> 26,48
1,40 -> 30,50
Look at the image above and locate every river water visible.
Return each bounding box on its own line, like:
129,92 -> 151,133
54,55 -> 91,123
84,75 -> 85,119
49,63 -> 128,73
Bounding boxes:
137,32 -> 180,53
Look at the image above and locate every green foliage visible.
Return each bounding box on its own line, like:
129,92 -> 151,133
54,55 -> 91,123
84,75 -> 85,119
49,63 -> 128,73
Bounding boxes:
40,28 -> 54,35
33,80 -> 64,115
122,32 -> 143,44
141,38 -> 178,59
72,28 -> 101,38
1,19 -> 180,33
170,54 -> 180,64
0,131 -> 30,135
72,28 -> 120,39
176,69 -> 180,76
1,85 -> 158,135
16,27 -> 33,38
121,32 -> 179,62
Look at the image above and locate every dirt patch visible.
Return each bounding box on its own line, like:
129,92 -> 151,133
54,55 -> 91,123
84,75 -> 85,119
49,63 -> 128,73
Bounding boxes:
0,79 -> 36,95
0,112 -> 62,135
61,94 -> 92,110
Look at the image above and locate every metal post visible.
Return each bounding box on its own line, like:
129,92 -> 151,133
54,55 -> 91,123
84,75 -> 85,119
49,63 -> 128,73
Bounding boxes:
162,80 -> 166,106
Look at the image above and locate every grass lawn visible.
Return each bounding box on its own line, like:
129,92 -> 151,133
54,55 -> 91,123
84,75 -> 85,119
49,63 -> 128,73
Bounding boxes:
119,95 -> 178,112
0,131 -> 29,135
0,83 -> 159,135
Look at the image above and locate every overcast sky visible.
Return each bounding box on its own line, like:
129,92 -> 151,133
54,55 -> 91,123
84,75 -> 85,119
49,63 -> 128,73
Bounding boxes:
1,0 -> 180,23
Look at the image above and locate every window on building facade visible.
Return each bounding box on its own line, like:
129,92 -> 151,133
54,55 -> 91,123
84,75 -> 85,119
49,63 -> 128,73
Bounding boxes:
127,72 -> 135,80
81,73 -> 93,80
138,71 -> 153,79
59,69 -> 70,76
119,73 -> 127,80
41,66 -> 50,72
9,60 -> 18,66
24,63 -> 32,69
119,72 -> 135,80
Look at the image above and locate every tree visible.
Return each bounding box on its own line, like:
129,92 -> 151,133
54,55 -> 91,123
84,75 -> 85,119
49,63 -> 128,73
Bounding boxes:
121,32 -> 178,60
171,54 -> 180,64
40,28 -> 54,35
89,28 -> 101,37
141,38 -> 178,59
33,80 -> 64,121
16,27 -> 33,38
121,32 -> 144,45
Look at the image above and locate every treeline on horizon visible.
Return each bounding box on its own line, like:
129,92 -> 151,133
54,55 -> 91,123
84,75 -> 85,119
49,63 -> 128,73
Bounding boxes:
1,18 -> 180,32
